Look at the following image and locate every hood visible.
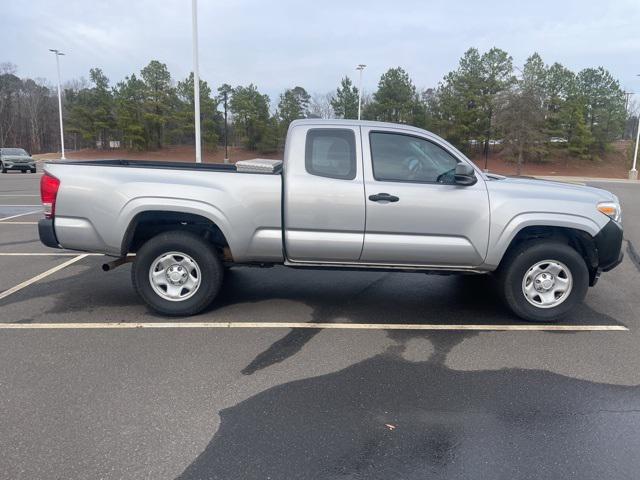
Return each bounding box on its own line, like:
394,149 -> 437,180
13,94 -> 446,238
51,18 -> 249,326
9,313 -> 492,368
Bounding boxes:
487,175 -> 617,203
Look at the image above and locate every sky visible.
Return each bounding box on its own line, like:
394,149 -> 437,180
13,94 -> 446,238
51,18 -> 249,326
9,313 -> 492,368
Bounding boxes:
4,0 -> 640,102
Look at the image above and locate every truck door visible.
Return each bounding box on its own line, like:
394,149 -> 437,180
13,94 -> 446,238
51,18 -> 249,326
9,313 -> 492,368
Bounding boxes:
360,127 -> 490,267
284,124 -> 365,263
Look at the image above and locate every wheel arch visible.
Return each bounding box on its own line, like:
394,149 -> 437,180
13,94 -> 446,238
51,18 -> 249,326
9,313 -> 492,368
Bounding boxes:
121,210 -> 232,261
496,225 -> 599,285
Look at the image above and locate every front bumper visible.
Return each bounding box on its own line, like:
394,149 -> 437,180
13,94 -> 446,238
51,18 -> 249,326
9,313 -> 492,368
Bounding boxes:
3,162 -> 35,170
38,219 -> 60,249
595,219 -> 623,272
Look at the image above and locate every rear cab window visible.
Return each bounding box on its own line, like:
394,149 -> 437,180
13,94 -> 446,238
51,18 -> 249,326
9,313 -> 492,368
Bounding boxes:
305,129 -> 357,180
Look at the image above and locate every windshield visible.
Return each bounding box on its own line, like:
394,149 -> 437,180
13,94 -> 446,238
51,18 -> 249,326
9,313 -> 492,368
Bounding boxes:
1,148 -> 28,156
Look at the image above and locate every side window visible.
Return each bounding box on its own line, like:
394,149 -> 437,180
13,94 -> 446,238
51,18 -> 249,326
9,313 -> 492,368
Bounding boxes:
305,129 -> 357,180
370,132 -> 459,183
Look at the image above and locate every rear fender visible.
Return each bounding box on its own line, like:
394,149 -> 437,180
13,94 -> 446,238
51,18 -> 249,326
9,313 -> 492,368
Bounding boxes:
117,198 -> 234,257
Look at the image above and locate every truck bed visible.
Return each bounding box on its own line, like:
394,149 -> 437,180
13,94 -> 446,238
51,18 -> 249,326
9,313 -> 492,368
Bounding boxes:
44,159 -> 284,262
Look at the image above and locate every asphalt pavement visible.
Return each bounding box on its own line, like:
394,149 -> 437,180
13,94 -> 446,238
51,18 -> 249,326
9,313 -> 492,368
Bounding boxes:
1,169 -> 639,479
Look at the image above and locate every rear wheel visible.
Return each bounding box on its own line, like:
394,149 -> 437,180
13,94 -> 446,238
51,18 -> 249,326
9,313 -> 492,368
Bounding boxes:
497,240 -> 589,322
30,168 -> 36,173
131,231 -> 224,316
1,163 -> 6,173
21,169 -> 27,174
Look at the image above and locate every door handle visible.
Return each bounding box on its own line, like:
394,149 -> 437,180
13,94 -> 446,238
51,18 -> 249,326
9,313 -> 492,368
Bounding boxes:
368,193 -> 399,203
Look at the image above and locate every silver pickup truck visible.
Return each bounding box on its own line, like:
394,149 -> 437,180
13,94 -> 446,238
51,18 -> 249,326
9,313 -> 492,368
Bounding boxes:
38,119 -> 623,321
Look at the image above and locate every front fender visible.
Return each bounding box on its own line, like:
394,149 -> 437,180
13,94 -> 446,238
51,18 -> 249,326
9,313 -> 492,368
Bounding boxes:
484,212 -> 605,268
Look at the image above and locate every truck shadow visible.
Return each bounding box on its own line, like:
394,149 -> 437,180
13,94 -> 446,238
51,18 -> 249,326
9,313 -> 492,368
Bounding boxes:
177,331 -> 640,480
214,267 -> 626,376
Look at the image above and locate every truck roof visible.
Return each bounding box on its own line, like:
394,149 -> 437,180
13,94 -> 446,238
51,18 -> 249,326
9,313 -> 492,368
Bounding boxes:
289,118 -> 433,136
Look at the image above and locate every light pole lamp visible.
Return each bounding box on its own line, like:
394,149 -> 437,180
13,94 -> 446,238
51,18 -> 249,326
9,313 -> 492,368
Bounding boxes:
49,49 -> 66,159
356,64 -> 366,120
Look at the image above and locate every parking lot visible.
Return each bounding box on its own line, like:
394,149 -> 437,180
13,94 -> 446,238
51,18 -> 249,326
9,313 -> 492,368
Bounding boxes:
1,167 -> 640,479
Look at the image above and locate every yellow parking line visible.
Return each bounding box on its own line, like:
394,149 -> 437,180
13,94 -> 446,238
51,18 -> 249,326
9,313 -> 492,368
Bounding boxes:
0,322 -> 628,331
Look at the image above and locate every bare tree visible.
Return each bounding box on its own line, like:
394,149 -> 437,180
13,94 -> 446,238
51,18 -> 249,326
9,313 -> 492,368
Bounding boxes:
309,92 -> 335,119
494,86 -> 546,175
20,79 -> 52,152
0,62 -> 17,75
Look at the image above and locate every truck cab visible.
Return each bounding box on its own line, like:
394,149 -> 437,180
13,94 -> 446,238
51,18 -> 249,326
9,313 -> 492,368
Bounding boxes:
283,120 -> 489,268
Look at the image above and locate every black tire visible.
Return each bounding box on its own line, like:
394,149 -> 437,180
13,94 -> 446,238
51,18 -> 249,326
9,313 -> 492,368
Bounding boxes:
497,240 -> 589,322
131,230 -> 224,316
1,163 -> 5,174
21,169 -> 27,174
30,168 -> 37,173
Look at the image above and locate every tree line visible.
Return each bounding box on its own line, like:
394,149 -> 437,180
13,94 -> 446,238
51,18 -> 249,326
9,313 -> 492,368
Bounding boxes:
0,48 -> 632,170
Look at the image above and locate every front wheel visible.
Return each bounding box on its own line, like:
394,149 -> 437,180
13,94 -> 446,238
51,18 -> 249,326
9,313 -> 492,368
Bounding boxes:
1,163 -> 6,173
497,240 -> 589,322
131,231 -> 224,316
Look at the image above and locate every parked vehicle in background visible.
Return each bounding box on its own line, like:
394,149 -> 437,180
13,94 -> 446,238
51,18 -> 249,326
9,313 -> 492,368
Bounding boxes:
0,148 -> 36,173
38,119 -> 624,321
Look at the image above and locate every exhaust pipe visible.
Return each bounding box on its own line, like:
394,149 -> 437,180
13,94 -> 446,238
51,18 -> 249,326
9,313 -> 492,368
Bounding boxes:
102,256 -> 133,272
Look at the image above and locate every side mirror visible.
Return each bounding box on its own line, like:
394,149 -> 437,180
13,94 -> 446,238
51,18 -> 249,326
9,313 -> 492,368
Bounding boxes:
454,163 -> 477,186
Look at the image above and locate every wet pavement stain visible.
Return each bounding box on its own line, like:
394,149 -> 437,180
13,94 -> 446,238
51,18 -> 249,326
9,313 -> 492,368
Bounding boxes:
178,331 -> 640,480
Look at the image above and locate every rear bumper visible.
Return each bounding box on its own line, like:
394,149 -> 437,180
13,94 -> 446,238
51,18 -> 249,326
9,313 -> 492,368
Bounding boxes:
38,219 -> 60,249
595,219 -> 623,272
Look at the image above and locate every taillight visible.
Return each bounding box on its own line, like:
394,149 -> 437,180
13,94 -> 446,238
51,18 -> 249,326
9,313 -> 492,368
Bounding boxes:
40,173 -> 60,219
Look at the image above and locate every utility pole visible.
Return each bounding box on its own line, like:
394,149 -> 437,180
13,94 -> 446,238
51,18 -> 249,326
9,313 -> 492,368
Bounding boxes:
624,91 -> 633,114
192,0 -> 202,163
356,64 -> 366,120
49,49 -> 66,159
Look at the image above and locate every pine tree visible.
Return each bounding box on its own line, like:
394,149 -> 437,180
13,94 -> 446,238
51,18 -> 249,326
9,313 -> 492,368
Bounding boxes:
330,77 -> 359,119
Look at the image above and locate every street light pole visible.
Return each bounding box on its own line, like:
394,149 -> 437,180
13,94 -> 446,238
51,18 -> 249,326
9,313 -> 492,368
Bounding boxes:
631,115 -> 640,180
191,0 -> 202,163
49,49 -> 66,160
631,75 -> 640,180
356,64 -> 366,120
223,90 -> 229,163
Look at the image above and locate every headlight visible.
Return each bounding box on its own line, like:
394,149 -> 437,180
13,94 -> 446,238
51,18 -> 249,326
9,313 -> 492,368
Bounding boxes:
597,201 -> 622,223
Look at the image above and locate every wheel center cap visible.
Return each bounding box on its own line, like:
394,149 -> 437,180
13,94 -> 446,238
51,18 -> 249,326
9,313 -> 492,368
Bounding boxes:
166,264 -> 187,284
534,273 -> 554,291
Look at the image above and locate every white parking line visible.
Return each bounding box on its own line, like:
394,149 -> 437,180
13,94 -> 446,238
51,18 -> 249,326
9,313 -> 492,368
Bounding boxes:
0,222 -> 38,225
0,210 -> 42,221
0,322 -> 627,331
0,194 -> 40,197
0,253 -> 103,256
0,204 -> 41,206
0,254 -> 89,301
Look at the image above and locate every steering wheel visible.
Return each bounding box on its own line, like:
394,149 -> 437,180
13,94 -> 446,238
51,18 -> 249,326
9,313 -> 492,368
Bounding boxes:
402,156 -> 423,180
